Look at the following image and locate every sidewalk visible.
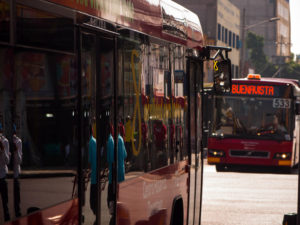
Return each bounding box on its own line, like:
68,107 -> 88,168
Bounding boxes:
6,170 -> 76,179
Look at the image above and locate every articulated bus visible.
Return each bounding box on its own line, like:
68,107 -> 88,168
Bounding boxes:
0,0 -> 231,225
208,74 -> 300,172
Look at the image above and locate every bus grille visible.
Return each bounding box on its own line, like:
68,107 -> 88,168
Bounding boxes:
229,150 -> 269,158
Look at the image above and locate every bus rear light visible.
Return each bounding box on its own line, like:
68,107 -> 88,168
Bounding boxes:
208,149 -> 225,157
247,74 -> 261,80
274,153 -> 291,160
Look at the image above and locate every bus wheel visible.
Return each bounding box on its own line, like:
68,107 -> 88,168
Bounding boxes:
216,164 -> 226,172
170,197 -> 183,225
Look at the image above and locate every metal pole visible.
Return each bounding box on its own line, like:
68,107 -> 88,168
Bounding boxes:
76,26 -> 83,225
296,121 -> 300,225
239,8 -> 246,78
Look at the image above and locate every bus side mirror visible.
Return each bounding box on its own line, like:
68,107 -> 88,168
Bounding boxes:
213,59 -> 232,93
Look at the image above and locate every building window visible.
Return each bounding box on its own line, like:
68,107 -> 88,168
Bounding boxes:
233,33 -> 235,48
225,28 -> 228,44
218,24 -> 221,40
236,35 -> 240,49
235,65 -> 239,77
222,26 -> 224,42
229,31 -> 232,47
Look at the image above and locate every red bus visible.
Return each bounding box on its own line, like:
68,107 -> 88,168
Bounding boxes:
208,74 -> 300,171
0,0 -> 231,225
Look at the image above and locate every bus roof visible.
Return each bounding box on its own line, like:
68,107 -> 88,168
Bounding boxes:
233,77 -> 300,87
233,76 -> 300,97
46,0 -> 204,49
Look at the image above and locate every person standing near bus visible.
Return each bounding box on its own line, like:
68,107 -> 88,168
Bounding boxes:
118,118 -> 125,140
107,124 -> 127,214
12,124 -> 22,218
124,116 -> 132,164
153,120 -> 167,167
88,126 -> 97,218
141,118 -> 149,171
0,123 -> 10,221
153,120 -> 167,151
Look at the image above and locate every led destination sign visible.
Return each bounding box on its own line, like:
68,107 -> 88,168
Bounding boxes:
231,84 -> 274,96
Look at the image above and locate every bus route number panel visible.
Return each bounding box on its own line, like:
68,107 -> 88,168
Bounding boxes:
273,98 -> 291,109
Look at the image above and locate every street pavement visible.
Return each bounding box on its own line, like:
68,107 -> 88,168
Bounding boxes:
201,162 -> 298,225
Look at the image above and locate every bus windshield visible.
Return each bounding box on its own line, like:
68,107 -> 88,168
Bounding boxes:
211,96 -> 293,141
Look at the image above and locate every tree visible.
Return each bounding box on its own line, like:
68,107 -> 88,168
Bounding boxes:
246,32 -> 269,73
245,31 -> 300,80
278,60 -> 300,80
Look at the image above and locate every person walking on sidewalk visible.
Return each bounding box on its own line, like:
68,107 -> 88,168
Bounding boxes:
12,124 -> 22,218
0,123 -> 10,222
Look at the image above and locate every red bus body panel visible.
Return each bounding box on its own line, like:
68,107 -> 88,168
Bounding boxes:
208,137 -> 293,167
117,161 -> 188,225
5,199 -> 78,225
5,161 -> 188,225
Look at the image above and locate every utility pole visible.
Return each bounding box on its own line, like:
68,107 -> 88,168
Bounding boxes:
272,35 -> 292,77
239,8 -> 246,78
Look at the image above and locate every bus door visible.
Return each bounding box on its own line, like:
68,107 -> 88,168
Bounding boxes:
78,24 -> 118,225
186,58 -> 203,225
293,113 -> 300,166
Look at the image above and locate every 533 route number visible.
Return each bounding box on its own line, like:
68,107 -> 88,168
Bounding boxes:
273,98 -> 291,108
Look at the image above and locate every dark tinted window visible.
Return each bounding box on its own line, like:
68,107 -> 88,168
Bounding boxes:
0,0 -> 10,42
0,47 -> 78,224
16,4 -> 74,52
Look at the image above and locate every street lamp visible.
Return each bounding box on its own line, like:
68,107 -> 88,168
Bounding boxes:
239,7 -> 280,77
244,17 -> 280,30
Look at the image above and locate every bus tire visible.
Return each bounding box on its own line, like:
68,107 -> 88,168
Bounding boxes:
216,164 -> 226,172
170,196 -> 183,225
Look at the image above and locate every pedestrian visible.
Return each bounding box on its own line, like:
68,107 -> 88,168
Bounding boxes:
107,123 -> 127,214
88,125 -> 97,221
153,120 -> 167,151
12,124 -> 22,218
0,123 -> 10,221
124,116 -> 132,163
141,118 -> 148,147
118,118 -> 125,140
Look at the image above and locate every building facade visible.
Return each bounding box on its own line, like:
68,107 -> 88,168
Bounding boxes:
216,0 -> 240,78
174,0 -> 241,78
230,0 -> 291,65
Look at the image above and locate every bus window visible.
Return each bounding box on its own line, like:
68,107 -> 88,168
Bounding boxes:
0,46 -> 78,224
16,4 -> 74,52
0,0 -> 10,42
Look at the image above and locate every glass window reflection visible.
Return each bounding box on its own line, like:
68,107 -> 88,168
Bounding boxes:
0,47 -> 78,224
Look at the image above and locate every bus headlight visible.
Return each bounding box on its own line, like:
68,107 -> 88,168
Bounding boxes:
208,149 -> 225,157
274,153 -> 291,160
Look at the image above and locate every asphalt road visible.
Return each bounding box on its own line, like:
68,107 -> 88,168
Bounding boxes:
201,163 -> 298,225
